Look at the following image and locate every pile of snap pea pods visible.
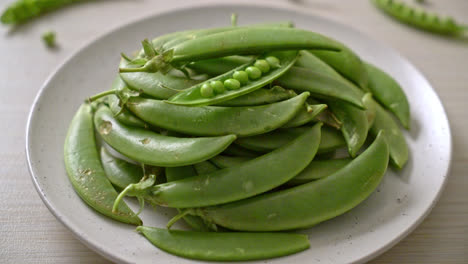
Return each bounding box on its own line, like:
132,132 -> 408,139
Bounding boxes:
64,20 -> 410,261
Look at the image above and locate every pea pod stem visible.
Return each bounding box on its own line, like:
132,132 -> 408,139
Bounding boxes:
87,89 -> 115,102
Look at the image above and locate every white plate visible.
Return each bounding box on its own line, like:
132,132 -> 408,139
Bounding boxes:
26,3 -> 452,264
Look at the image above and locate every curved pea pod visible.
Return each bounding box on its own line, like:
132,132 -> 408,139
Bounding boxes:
142,123 -> 322,208
166,51 -> 298,106
193,131 -> 389,231
119,59 -> 205,100
64,104 -> 141,225
94,106 -> 236,167
210,155 -> 251,169
100,147 -> 143,190
363,93 -> 377,128
310,46 -> 369,92
168,27 -> 341,63
126,92 -> 308,137
188,55 -> 251,76
328,100 -> 369,158
136,227 -> 309,261
235,125 -> 345,154
285,158 -> 352,186
282,102 -> 327,128
365,62 -> 410,129
276,66 -> 365,109
216,86 -> 296,107
369,98 -> 409,169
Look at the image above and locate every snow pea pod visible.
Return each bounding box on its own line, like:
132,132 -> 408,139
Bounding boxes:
365,62 -> 410,129
210,155 -> 251,169
310,46 -> 369,92
136,226 -> 309,261
222,144 -> 259,157
235,126 -> 345,154
275,66 -> 365,109
64,104 -> 141,225
282,102 -> 327,128
129,123 -> 322,208
168,27 -> 342,63
94,105 -> 236,167
107,94 -> 146,128
100,147 -> 143,190
285,158 -> 352,186
119,59 -> 205,100
126,92 -> 309,137
193,131 -> 389,231
215,86 -> 295,107
193,161 -> 219,175
166,51 -> 298,106
369,98 -> 408,169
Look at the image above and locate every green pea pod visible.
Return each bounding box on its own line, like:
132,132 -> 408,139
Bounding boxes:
210,155 -> 251,169
215,86 -> 295,107
310,46 -> 369,92
276,66 -> 365,109
94,105 -> 237,167
369,99 -> 409,169
165,166 -> 213,232
282,103 -> 327,128
107,94 -> 147,128
162,22 -> 294,50
365,62 -> 410,129
166,51 -> 298,106
126,92 -> 309,137
189,55 -> 251,76
285,158 -> 352,186
235,125 -> 345,154
100,147 -> 143,190
64,104 -> 141,225
139,123 -> 322,208
136,226 -> 310,261
194,131 -> 389,231
169,27 -> 341,63
193,161 -> 219,175
363,93 -> 377,128
119,59 -> 205,100
328,100 -> 368,158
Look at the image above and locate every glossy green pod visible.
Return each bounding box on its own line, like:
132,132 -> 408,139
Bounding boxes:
107,94 -> 147,128
286,158 -> 352,186
141,123 -> 322,208
167,51 -> 298,106
64,104 -> 141,225
282,103 -> 327,128
210,155 -> 251,169
194,131 -> 389,231
365,62 -> 410,129
235,125 -> 345,154
276,66 -> 365,109
189,55 -> 251,76
100,147 -> 143,190
222,144 -> 260,157
168,27 -> 341,62
193,161 -> 219,175
369,98 -> 409,169
94,106 -> 236,167
215,86 -> 295,106
126,92 -> 308,137
137,226 -> 310,261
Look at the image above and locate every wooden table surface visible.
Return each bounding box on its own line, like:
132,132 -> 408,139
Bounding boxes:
0,0 -> 467,263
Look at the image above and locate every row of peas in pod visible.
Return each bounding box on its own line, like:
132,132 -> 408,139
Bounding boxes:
64,19 -> 410,262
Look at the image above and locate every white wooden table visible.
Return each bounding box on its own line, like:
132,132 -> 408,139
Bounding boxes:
0,0 -> 467,263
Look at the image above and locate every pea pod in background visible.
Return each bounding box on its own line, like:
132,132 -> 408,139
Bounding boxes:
191,131 -> 389,231
94,105 -> 237,167
63,104 -> 141,225
126,92 -> 309,137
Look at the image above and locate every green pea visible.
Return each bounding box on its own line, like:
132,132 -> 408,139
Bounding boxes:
232,70 -> 249,84
210,80 -> 225,94
266,56 -> 280,68
245,66 -> 262,79
254,59 -> 270,73
224,79 -> 241,90
200,83 -> 214,97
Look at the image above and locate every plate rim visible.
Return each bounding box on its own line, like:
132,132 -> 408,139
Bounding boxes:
25,2 -> 453,263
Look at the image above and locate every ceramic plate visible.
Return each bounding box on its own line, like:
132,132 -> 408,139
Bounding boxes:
26,3 -> 452,264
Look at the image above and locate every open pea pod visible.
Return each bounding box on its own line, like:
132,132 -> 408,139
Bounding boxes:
94,106 -> 236,167
126,92 -> 309,137
137,226 -> 309,261
192,131 -> 389,231
188,55 -> 251,76
64,104 -> 141,225
166,51 -> 298,106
